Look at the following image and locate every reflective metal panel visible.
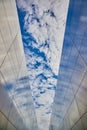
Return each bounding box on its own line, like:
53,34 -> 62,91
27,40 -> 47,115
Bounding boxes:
0,0 -> 37,130
50,0 -> 87,130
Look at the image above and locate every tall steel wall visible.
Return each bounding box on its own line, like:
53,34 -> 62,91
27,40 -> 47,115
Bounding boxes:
50,0 -> 87,130
0,0 -> 37,130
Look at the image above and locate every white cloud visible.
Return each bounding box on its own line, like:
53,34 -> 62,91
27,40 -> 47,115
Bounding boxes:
16,0 -> 69,130
80,16 -> 87,22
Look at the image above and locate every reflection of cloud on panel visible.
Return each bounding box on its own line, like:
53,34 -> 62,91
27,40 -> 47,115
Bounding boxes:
16,0 -> 69,130
3,76 -> 38,130
0,82 -> 28,130
80,16 -> 87,22
50,0 -> 87,129
0,0 -> 38,129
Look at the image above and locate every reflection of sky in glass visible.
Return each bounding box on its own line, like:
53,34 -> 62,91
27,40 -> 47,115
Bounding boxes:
16,0 -> 69,130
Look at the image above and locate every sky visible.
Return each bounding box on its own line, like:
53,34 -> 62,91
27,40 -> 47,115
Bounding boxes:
16,0 -> 69,130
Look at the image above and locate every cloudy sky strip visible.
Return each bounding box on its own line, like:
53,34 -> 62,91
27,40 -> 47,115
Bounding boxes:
16,0 -> 69,130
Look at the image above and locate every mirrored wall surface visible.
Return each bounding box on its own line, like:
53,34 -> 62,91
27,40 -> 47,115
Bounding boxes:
0,0 -> 38,130
50,0 -> 87,130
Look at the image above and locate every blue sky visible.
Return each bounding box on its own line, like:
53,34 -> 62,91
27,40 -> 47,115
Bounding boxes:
16,0 -> 69,130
